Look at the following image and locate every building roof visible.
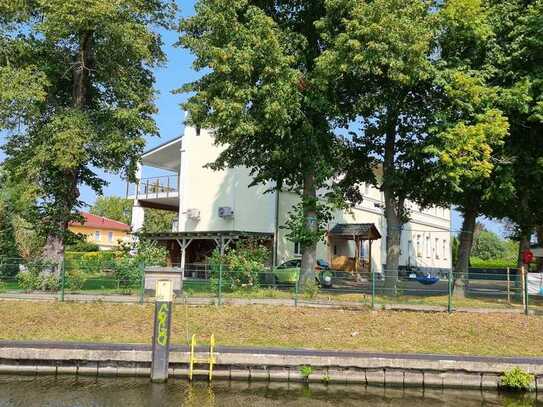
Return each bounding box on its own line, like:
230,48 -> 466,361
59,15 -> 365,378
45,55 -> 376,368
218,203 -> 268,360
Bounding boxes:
328,223 -> 381,240
69,212 -> 130,232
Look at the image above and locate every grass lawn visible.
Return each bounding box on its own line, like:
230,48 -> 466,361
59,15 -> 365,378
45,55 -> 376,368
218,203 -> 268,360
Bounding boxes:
0,300 -> 542,357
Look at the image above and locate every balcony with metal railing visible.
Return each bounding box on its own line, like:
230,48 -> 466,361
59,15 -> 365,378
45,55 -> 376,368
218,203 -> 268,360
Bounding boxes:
127,174 -> 179,211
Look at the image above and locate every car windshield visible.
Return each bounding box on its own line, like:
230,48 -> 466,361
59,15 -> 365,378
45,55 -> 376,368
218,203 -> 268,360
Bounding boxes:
278,260 -> 300,269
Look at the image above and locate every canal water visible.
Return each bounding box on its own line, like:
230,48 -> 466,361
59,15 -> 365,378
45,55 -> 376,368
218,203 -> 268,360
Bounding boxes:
0,375 -> 541,406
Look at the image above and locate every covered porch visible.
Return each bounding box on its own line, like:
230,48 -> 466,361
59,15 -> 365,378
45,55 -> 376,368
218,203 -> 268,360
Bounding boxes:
327,223 -> 381,275
143,230 -> 274,278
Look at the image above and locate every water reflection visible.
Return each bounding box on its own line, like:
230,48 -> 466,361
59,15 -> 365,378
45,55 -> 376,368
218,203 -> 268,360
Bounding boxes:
0,375 -> 541,406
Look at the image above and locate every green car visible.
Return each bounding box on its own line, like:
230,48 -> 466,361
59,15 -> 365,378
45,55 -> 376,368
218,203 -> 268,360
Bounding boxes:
273,259 -> 333,287
273,259 -> 301,284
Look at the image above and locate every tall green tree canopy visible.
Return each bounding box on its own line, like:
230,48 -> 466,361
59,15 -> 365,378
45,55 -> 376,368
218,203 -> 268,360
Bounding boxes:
0,0 -> 176,263
180,0 -> 346,287
317,0 -> 510,291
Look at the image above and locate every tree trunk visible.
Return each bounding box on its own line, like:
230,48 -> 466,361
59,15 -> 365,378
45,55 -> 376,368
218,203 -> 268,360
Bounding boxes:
382,108 -> 401,294
42,31 -> 92,265
299,169 -> 318,290
454,206 -> 478,298
384,191 -> 402,295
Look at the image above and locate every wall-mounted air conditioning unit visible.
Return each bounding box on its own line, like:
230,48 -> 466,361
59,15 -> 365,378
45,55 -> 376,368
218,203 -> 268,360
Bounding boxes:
186,208 -> 200,220
218,206 -> 234,218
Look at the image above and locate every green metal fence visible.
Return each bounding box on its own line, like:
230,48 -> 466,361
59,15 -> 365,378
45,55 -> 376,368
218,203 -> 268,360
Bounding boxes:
0,258 -> 541,314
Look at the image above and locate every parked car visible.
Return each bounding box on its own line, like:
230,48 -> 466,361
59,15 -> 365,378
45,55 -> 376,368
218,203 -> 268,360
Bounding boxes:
273,259 -> 333,288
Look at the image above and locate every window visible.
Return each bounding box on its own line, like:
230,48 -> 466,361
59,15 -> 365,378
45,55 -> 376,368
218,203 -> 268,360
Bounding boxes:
443,239 -> 448,260
294,241 -> 302,256
416,235 -> 422,257
94,231 -> 101,241
108,231 -> 114,243
425,235 -> 431,258
435,238 -> 440,259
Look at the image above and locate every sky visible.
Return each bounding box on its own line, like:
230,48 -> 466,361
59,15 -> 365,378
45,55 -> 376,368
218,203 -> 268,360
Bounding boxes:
0,0 -> 506,237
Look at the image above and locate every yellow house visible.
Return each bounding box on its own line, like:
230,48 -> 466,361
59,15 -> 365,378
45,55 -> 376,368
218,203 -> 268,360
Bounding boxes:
69,212 -> 130,250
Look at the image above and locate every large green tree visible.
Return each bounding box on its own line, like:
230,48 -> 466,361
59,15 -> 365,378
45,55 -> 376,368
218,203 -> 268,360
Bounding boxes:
180,0 -> 345,288
0,0 -> 176,265
90,195 -> 177,233
489,0 -> 543,266
318,0 -> 509,294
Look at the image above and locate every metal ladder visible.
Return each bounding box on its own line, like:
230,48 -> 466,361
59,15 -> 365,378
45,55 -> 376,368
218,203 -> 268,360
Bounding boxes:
188,334 -> 216,381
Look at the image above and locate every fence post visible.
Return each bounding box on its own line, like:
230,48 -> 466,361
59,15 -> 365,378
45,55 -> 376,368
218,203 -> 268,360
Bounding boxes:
524,267 -> 529,316
294,273 -> 299,307
218,264 -> 223,306
139,262 -> 145,305
447,269 -> 452,313
60,258 -> 65,302
371,270 -> 376,309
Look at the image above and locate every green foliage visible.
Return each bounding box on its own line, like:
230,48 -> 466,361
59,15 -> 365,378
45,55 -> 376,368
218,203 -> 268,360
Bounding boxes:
470,257 -> 516,269
283,200 -> 333,249
65,269 -> 87,291
114,239 -> 167,288
66,241 -> 100,252
472,230 -> 508,260
0,0 -> 176,258
499,368 -> 535,392
209,240 -> 270,291
180,0 -> 348,283
65,251 -> 121,274
303,281 -> 320,300
299,365 -> 313,380
17,260 -> 59,292
90,196 -> 132,225
142,208 -> 177,233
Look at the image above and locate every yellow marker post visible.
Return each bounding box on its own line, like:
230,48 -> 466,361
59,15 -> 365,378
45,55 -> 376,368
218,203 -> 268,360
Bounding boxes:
151,280 -> 173,383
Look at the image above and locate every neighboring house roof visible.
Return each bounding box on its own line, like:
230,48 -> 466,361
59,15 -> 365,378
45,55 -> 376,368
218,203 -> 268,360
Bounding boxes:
328,223 -> 382,240
69,212 -> 130,232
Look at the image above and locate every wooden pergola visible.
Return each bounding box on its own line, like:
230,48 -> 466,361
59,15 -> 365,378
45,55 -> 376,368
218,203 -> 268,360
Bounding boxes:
142,230 -> 274,277
327,223 -> 382,274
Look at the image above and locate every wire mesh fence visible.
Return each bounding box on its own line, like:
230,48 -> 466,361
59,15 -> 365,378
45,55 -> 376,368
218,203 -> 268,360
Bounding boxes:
0,258 -> 541,313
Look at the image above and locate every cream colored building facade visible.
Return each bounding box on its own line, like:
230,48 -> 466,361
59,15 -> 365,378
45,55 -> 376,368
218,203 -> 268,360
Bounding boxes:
129,127 -> 452,274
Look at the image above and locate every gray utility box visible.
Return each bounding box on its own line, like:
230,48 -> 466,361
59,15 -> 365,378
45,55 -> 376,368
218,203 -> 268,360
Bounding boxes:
144,266 -> 183,296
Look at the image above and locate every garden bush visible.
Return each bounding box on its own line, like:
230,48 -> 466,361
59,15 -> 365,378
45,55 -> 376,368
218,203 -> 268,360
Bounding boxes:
17,260 -> 59,292
113,239 -> 167,288
209,240 -> 270,291
65,269 -> 87,291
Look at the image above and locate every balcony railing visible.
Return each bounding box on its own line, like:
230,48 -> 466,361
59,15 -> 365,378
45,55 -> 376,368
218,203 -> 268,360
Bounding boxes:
130,175 -> 179,199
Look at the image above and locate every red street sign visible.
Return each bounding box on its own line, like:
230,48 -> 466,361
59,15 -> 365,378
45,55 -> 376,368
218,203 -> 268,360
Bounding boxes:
522,249 -> 534,264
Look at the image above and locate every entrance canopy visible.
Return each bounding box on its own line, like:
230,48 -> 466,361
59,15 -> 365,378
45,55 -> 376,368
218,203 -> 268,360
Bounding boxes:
328,223 -> 381,240
328,223 -> 381,274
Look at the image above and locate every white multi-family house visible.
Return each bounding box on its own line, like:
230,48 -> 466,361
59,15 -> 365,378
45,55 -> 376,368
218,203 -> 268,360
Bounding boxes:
128,126 -> 452,275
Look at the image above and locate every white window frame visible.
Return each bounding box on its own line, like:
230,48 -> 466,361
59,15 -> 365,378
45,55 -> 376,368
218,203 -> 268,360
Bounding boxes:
435,237 -> 440,259
293,241 -> 302,256
425,235 -> 431,258
108,231 -> 114,243
416,235 -> 422,257
94,231 -> 101,242
443,239 -> 448,260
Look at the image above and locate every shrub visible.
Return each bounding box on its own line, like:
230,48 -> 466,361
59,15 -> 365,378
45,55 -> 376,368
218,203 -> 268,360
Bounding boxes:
500,368 -> 535,392
209,240 -> 270,291
303,281 -> 320,300
65,269 -> 87,291
66,241 -> 100,252
17,259 -> 59,292
112,240 -> 167,288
